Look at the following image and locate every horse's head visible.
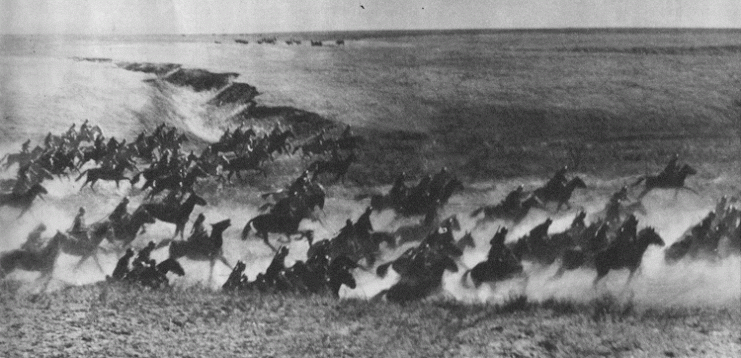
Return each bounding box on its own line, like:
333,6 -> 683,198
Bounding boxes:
638,227 -> 665,247
188,193 -> 208,207
490,226 -> 509,246
680,164 -> 697,176
572,211 -> 587,228
31,184 -> 48,196
133,207 -> 156,225
457,231 -> 476,249
437,238 -> 463,258
157,258 -> 186,276
210,219 -> 231,233
569,177 -> 587,190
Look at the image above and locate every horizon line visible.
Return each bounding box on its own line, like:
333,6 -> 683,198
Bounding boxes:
3,26 -> 741,37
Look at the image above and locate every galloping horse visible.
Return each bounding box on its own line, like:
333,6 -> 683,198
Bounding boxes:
461,227 -> 524,288
632,164 -> 698,199
76,162 -> 134,191
167,219 -> 232,284
309,152 -> 356,182
107,207 -> 156,247
0,231 -> 65,292
241,213 -> 310,251
140,193 -> 207,239
533,177 -> 587,210
593,227 -> 665,287
0,184 -> 47,218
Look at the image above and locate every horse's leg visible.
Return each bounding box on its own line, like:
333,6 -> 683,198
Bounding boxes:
208,258 -> 215,286
218,255 -> 231,269
91,253 -> 105,274
261,233 -> 277,252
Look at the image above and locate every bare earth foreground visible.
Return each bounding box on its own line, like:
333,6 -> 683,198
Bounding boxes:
0,281 -> 738,357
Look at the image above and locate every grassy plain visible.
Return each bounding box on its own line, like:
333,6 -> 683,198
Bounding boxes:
2,282 -> 739,358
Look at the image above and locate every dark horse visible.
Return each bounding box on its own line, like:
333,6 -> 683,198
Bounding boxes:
593,227 -> 665,287
309,152 -> 356,182
241,213 -> 311,251
0,184 -> 47,218
76,162 -> 134,191
632,164 -> 698,199
168,219 -> 232,284
533,177 -> 587,210
0,231 -> 65,291
461,227 -> 524,288
107,207 -> 156,247
141,193 -> 207,239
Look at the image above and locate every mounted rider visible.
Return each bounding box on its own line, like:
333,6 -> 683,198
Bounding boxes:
20,139 -> 31,154
69,207 -> 89,242
657,154 -> 680,182
544,166 -> 569,194
502,185 -> 525,210
109,197 -> 130,223
189,213 -> 208,247
21,223 -> 47,253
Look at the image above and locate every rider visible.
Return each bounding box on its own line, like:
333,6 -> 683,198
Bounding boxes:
190,213 -> 207,242
544,166 -> 568,194
20,139 -> 31,154
79,119 -> 89,136
109,197 -> 130,223
288,170 -> 310,195
21,223 -> 47,252
502,185 -> 525,210
69,207 -> 89,241
110,248 -> 134,281
658,154 -> 680,182
132,241 -> 156,269
341,125 -> 353,138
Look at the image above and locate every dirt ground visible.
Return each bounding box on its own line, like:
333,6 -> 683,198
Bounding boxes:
1,282 -> 739,358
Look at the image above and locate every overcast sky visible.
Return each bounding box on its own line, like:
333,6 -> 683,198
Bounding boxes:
2,0 -> 740,35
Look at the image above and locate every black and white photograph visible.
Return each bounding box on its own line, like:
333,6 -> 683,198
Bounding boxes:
1,1 -> 740,356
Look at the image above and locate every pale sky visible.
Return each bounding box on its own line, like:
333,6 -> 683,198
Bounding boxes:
2,0 -> 740,35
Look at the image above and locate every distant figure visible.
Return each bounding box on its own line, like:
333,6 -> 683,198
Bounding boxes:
21,223 -> 47,252
502,185 -> 525,209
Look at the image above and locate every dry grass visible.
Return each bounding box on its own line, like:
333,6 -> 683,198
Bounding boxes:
2,281 -> 739,357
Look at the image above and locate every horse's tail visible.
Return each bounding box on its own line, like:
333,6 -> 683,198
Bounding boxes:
470,207 -> 484,218
631,176 -> 645,187
75,169 -> 89,182
241,219 -> 253,240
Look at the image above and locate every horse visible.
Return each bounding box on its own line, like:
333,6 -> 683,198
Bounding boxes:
0,231 -> 65,292
309,152 -> 356,182
145,166 -> 209,199
533,177 -> 587,210
140,193 -> 207,239
327,256 -> 358,297
455,231 -> 476,251
462,227 -> 525,288
632,164 -> 698,199
219,153 -> 267,181
168,219 -> 231,284
107,207 -> 156,247
76,162 -> 134,191
241,213 -> 311,251
374,241 -> 459,303
0,184 -> 48,218
593,227 -> 665,287
266,129 -> 295,157
471,196 -> 541,225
